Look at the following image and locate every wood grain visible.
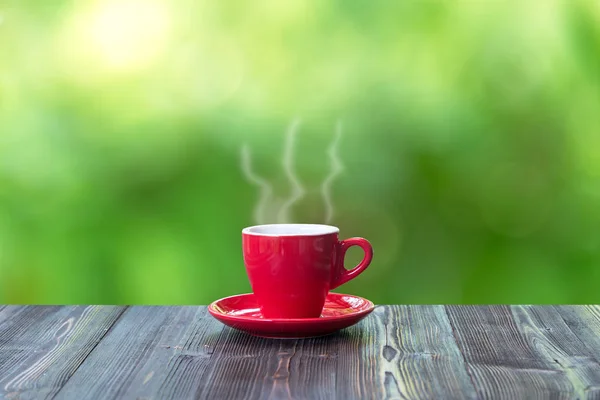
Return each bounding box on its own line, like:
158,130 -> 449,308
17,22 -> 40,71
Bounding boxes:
53,306 -> 224,400
0,305 -> 126,400
197,327 -> 343,399
557,306 -> 600,360
334,305 -> 477,400
3,305 -> 600,399
556,305 -> 600,399
512,305 -> 600,400
446,305 -> 580,399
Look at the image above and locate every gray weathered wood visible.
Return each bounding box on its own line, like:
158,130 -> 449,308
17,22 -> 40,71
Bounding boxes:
3,305 -> 600,399
335,305 -> 478,399
446,305 -> 577,399
0,305 -> 126,400
557,306 -> 600,361
53,306 -> 224,400
512,305 -> 600,399
197,327 -> 343,399
556,305 -> 600,398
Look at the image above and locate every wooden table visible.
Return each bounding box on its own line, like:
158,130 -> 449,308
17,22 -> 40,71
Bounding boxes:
1,305 -> 600,399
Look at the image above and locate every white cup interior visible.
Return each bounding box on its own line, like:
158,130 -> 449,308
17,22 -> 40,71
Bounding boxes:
242,224 -> 339,236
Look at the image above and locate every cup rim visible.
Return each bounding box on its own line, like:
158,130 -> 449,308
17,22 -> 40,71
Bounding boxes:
242,223 -> 339,237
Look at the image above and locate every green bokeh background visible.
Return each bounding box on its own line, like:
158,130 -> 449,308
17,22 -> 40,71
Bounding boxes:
1,0 -> 599,304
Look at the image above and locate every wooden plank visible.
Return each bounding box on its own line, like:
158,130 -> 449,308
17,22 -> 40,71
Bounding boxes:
4,305 -> 598,400
589,391 -> 600,400
53,306 -> 224,400
196,328 -> 340,399
556,305 -> 600,399
557,306 -> 600,360
332,314 -> 378,399
334,305 -> 477,399
446,305 -> 576,399
194,330 -> 288,399
0,305 -> 126,400
512,305 -> 600,400
289,335 -> 339,399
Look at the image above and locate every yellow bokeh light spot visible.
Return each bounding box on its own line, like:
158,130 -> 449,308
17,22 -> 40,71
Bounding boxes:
88,0 -> 170,71
56,0 -> 171,78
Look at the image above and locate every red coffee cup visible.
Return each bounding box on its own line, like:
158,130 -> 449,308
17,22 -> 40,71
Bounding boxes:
242,224 -> 373,319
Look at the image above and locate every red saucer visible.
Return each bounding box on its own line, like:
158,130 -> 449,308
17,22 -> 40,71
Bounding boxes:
208,292 -> 375,339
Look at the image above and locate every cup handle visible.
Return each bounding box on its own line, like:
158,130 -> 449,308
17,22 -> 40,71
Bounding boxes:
330,237 -> 373,290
